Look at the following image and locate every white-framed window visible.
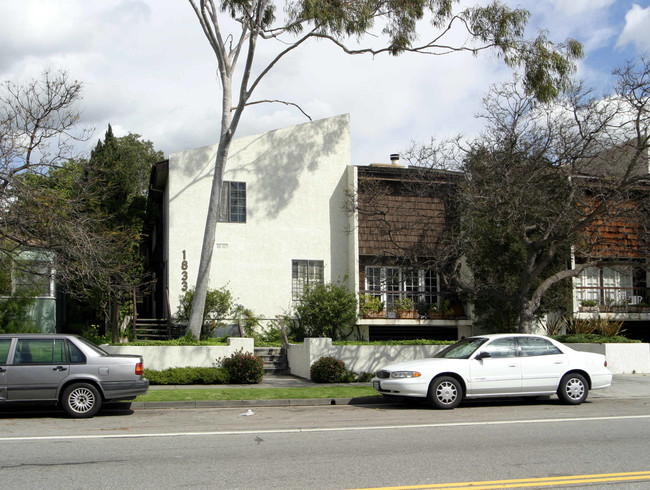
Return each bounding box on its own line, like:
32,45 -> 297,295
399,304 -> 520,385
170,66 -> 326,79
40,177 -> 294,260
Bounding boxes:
218,181 -> 246,223
292,260 -> 324,300
365,266 -> 439,309
575,266 -> 633,306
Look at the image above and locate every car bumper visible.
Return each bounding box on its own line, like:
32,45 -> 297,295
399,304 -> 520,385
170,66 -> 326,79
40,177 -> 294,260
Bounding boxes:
101,378 -> 150,401
590,372 -> 613,390
372,377 -> 429,398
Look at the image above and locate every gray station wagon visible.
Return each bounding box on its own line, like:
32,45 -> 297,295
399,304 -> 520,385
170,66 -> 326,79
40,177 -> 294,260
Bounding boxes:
0,333 -> 149,418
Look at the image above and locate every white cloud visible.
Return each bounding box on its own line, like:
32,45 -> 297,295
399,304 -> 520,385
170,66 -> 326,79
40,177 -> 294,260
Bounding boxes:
616,4 -> 650,51
1,0 -> 641,166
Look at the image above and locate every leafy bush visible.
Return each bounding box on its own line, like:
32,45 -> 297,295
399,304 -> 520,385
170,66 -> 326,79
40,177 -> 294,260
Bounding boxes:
355,371 -> 375,382
359,295 -> 384,317
0,294 -> 39,334
294,281 -> 357,340
219,349 -> 264,384
144,367 -> 230,385
310,356 -> 347,383
176,286 -> 234,339
564,317 -> 596,335
232,305 -> 262,337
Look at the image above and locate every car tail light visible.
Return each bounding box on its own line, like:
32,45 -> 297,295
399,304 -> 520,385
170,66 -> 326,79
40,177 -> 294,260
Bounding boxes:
136,362 -> 144,376
604,360 -> 608,368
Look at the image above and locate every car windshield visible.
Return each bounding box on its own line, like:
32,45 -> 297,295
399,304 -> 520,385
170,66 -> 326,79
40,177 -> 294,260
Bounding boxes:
434,337 -> 488,359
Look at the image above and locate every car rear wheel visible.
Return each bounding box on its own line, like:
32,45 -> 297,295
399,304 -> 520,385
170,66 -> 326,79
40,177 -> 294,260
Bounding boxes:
62,383 -> 102,418
557,373 -> 588,405
429,376 -> 463,409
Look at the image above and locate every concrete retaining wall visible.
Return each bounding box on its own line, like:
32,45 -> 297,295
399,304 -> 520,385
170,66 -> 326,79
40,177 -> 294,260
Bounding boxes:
288,338 -> 650,379
566,342 -> 650,374
287,338 -> 447,379
102,337 -> 254,371
102,337 -> 649,376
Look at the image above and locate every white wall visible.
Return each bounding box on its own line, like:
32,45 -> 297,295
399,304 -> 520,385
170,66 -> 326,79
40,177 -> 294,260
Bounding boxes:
567,342 -> 650,374
103,338 -> 254,371
165,115 -> 353,319
287,338 -> 447,379
287,339 -> 650,379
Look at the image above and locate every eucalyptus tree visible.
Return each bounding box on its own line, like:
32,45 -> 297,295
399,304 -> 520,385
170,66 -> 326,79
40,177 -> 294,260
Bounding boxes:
186,0 -> 583,338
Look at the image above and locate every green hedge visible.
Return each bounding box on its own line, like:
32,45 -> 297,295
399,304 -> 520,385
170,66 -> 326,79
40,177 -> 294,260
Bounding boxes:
144,367 -> 229,385
551,334 -> 640,344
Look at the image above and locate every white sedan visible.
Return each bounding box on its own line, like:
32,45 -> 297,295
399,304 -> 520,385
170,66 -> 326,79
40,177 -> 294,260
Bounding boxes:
371,334 -> 612,409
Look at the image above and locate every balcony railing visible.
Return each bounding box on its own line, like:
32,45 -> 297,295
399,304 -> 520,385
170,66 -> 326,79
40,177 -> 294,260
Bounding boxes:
358,290 -> 465,320
575,286 -> 650,312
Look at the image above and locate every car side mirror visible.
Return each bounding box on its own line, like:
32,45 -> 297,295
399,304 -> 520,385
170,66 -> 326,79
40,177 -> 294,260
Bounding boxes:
475,351 -> 491,360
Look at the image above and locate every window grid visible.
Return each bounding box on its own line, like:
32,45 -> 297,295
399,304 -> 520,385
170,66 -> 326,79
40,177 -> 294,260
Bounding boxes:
218,181 -> 246,223
364,266 -> 440,308
292,260 -> 324,300
575,266 -> 633,306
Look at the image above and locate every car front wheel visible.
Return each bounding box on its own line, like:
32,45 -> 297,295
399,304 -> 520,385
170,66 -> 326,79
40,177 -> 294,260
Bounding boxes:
557,373 -> 588,405
62,383 -> 102,418
429,376 -> 463,409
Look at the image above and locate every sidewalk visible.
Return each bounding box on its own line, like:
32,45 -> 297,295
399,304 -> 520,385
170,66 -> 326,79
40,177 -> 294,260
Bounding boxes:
134,373 -> 650,410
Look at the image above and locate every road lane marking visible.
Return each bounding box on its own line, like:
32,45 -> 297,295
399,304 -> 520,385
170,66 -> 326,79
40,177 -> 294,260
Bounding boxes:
349,471 -> 650,489
1,413 -> 649,442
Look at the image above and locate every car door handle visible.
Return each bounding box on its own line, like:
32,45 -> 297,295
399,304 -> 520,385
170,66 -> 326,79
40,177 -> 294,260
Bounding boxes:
553,361 -> 565,364
509,364 -> 518,368
53,366 -> 68,372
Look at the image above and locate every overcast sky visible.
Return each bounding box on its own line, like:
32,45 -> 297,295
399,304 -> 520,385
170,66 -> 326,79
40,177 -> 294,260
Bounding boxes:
1,0 -> 649,165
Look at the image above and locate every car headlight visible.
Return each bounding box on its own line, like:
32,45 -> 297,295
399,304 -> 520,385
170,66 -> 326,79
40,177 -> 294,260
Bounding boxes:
390,371 -> 421,378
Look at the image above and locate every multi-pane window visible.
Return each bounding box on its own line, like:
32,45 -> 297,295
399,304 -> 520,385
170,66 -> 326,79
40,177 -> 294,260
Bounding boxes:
575,266 -> 633,306
365,266 -> 439,309
292,260 -> 324,300
218,181 -> 246,223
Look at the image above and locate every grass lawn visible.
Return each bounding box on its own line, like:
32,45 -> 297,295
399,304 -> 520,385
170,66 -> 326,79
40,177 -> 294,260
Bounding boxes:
136,385 -> 379,402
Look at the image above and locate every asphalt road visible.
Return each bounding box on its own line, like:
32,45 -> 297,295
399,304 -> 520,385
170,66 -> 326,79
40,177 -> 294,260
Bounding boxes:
2,395 -> 650,489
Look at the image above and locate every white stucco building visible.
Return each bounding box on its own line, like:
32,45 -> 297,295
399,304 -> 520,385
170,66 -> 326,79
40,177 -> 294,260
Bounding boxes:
143,114 -> 358,323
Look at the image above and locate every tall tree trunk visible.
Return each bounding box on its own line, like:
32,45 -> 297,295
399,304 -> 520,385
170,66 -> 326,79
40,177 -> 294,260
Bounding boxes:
187,74 -> 234,338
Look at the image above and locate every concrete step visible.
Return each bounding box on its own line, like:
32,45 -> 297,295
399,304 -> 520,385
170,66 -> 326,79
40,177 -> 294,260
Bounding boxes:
255,347 -> 288,375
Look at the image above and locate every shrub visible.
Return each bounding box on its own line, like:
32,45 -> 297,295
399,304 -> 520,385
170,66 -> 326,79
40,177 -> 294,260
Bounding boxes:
220,350 -> 264,384
295,281 -> 358,340
565,317 -> 596,335
355,371 -> 375,382
552,334 -> 638,344
310,356 -> 347,383
359,295 -> 384,317
0,294 -> 39,334
176,286 -> 234,339
593,317 -> 625,337
232,305 -> 262,337
144,367 -> 229,385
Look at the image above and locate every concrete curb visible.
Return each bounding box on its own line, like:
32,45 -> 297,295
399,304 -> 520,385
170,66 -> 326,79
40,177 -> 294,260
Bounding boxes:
132,374 -> 650,410
132,395 -> 385,410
